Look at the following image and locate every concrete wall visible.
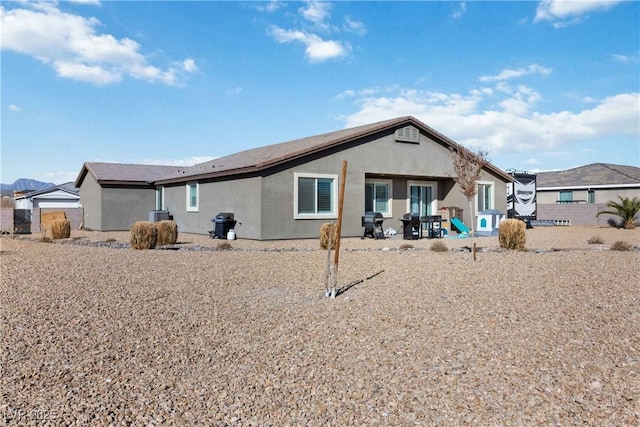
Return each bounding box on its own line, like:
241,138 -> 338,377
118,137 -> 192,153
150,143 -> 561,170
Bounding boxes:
0,207 -> 13,232
32,208 -> 84,233
537,203 -> 620,226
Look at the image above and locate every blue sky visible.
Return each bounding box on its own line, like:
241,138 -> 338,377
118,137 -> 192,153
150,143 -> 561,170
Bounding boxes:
1,0 -> 639,185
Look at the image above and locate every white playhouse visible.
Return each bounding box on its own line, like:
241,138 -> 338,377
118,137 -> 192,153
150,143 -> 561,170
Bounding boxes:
476,209 -> 505,237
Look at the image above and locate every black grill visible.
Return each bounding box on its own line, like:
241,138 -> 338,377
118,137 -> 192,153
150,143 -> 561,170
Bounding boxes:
361,211 -> 385,239
400,213 -> 421,240
210,212 -> 237,239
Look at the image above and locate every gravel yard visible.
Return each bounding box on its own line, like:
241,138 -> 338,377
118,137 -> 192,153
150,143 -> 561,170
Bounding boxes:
1,226 -> 639,425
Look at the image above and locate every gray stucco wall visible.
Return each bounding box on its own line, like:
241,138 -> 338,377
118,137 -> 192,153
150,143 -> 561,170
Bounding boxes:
259,129 -> 508,239
79,173 -> 102,230
101,186 -> 156,231
163,177 -> 262,238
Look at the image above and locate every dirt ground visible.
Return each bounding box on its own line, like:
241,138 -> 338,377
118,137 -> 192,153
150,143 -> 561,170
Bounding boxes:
1,225 -> 639,425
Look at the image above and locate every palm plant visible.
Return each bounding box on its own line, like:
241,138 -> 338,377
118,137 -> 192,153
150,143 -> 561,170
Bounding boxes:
596,196 -> 640,229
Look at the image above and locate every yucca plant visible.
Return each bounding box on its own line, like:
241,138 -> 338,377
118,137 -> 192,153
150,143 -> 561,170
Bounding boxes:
596,196 -> 640,229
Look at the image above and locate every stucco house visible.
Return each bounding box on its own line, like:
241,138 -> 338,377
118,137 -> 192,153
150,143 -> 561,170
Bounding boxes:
76,116 -> 513,239
75,163 -> 182,231
536,163 -> 640,226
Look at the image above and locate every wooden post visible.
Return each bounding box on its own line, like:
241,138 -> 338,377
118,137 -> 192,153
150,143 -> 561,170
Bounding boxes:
329,160 -> 348,298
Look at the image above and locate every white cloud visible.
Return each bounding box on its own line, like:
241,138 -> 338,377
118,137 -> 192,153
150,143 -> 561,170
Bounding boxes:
0,2 -> 194,86
8,104 -> 22,112
452,2 -> 467,19
479,64 -> 552,83
68,0 -> 101,5
142,156 -> 218,167
534,0 -> 622,25
299,1 -> 332,28
257,1 -> 284,13
609,53 -> 640,63
339,73 -> 639,158
344,15 -> 367,36
270,26 -> 350,63
227,86 -> 243,95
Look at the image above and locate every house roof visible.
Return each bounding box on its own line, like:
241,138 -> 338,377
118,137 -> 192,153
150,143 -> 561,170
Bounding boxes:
14,182 -> 80,200
537,163 -> 640,189
155,116 -> 513,184
75,162 -> 182,187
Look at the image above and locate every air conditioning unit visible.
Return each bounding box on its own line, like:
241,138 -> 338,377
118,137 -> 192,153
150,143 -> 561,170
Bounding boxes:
149,210 -> 170,222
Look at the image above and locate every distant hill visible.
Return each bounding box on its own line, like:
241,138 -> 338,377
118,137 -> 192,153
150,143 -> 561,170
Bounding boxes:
0,178 -> 56,192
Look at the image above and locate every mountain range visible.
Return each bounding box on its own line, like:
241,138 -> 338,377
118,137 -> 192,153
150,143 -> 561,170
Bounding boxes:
0,178 -> 56,192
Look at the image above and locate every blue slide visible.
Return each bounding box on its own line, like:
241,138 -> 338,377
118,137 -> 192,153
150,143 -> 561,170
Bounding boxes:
450,217 -> 470,235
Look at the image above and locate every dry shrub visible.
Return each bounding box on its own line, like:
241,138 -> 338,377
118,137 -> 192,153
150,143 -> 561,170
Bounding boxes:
587,236 -> 604,244
39,236 -> 52,243
130,221 -> 157,250
216,241 -> 233,251
156,220 -> 178,246
319,223 -> 337,250
610,240 -> 632,251
499,219 -> 526,250
399,243 -> 414,251
430,241 -> 448,252
50,219 -> 71,240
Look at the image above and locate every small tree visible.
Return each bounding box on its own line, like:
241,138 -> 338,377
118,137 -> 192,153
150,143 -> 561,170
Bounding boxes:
450,145 -> 489,233
596,196 -> 640,229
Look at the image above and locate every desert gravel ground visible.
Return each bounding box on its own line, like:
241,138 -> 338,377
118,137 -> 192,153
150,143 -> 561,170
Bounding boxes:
1,226 -> 639,426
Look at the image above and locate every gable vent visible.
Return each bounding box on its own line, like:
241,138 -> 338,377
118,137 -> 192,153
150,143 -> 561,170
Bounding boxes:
395,125 -> 420,143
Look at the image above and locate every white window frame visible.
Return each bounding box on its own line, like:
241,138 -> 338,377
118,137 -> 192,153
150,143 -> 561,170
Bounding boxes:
155,187 -> 165,211
475,181 -> 494,212
186,182 -> 199,212
293,172 -> 338,220
365,178 -> 393,217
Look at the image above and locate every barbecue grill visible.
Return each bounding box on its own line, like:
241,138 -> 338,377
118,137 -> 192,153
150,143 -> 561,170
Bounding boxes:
361,211 -> 385,239
400,213 -> 421,240
210,212 -> 237,239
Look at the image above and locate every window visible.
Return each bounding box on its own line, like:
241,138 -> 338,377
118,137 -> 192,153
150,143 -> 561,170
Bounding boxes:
294,173 -> 337,219
588,189 -> 595,204
155,187 -> 164,211
559,190 -> 573,203
476,182 -> 494,212
365,179 -> 392,215
186,183 -> 199,212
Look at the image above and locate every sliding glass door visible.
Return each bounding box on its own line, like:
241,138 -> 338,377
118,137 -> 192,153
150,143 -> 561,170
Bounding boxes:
407,181 -> 437,227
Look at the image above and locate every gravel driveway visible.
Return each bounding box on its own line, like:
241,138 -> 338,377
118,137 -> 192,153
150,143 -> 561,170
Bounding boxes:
1,226 -> 639,425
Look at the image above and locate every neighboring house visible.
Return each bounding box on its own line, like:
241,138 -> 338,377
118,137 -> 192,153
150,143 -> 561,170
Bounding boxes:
76,116 -> 513,239
75,163 -> 182,231
14,182 -> 80,209
536,163 -> 640,226
11,182 -> 82,233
